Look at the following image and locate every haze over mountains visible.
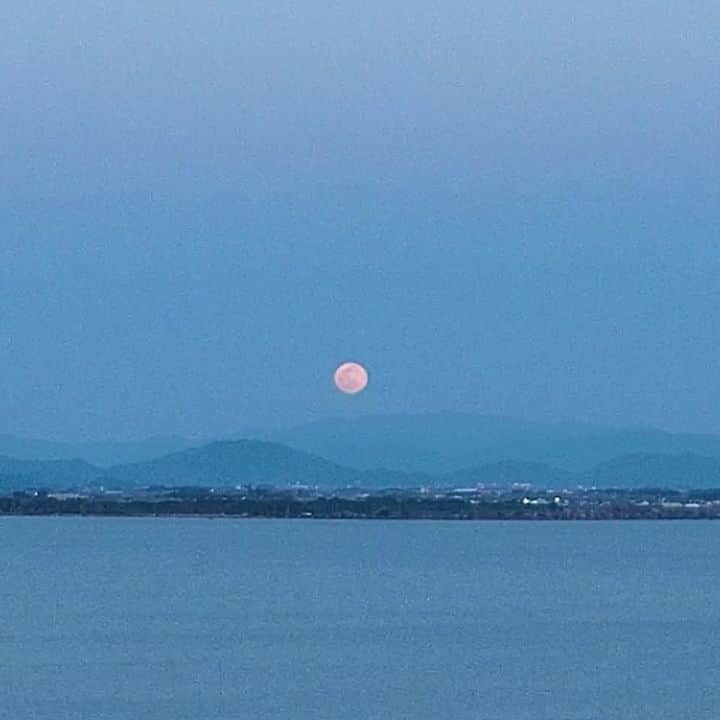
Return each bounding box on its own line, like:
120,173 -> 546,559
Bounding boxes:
2,414 -> 720,491
264,413 -> 720,473
0,434 -> 201,467
106,441 -> 362,489
0,456 -> 100,489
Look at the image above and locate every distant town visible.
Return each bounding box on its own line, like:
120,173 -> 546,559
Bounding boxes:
3,484 -> 720,520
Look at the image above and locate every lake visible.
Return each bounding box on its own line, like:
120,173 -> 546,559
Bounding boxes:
1,518 -> 719,719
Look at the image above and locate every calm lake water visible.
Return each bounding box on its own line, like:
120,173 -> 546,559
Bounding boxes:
1,518 -> 719,719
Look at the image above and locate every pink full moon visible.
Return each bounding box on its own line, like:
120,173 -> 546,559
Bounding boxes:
333,362 -> 369,394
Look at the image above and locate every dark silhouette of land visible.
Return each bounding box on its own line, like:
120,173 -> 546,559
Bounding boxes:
4,485 -> 720,521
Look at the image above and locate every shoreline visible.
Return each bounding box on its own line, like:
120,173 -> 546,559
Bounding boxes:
1,512 -> 718,521
3,491 -> 720,521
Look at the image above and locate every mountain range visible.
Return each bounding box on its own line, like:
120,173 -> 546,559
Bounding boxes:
2,414 -> 720,491
1,445 -> 720,493
7,414 -> 720,472
262,413 -> 720,472
0,434 -> 201,467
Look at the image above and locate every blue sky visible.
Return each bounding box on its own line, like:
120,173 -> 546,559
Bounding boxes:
1,1 -> 718,439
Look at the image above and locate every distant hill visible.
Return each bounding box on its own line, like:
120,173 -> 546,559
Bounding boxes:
101,444 -> 720,492
0,435 -> 78,463
0,434 -> 200,467
587,453 -> 720,489
79,436 -> 202,467
1,444 -> 720,492
4,420 -> 720,492
104,440 -> 363,488
6,414 -> 720,477
0,456 -> 101,491
262,413 -> 720,473
443,453 -> 720,490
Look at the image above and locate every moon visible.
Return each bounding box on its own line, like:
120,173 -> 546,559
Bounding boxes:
333,362 -> 369,394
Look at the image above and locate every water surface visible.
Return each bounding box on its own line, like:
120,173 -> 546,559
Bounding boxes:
2,518 -> 719,719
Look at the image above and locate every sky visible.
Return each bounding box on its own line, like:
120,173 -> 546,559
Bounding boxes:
1,1 -> 719,440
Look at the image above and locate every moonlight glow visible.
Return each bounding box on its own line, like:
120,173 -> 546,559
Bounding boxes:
333,362 -> 369,394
